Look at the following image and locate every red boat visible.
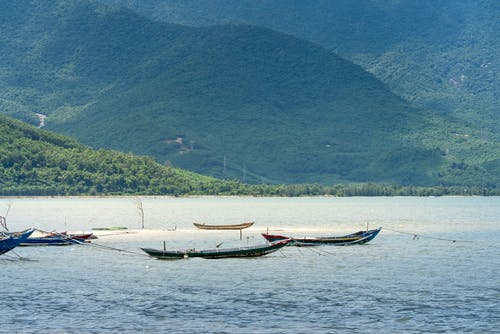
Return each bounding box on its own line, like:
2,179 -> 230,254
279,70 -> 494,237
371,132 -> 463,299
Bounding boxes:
65,232 -> 96,241
45,231 -> 96,242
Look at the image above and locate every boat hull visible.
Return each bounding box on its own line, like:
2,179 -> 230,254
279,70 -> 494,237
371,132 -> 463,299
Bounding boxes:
0,228 -> 35,255
141,239 -> 290,260
193,222 -> 254,230
140,248 -> 187,260
19,232 -> 92,246
262,228 -> 381,246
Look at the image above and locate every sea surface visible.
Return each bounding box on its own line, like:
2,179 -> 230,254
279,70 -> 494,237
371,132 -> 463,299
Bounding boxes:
1,196 -> 499,333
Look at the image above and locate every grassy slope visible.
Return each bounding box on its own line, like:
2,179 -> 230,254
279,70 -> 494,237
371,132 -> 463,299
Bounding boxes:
0,0 -> 498,187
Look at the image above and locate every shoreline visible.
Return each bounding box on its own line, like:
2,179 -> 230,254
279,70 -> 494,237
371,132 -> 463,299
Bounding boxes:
0,194 -> 497,200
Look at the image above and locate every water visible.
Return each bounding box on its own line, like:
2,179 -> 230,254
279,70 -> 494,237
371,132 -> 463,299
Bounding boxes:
1,197 -> 499,333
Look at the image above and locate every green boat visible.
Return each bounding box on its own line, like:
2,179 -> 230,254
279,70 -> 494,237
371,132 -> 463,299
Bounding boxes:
92,226 -> 128,231
141,239 -> 291,260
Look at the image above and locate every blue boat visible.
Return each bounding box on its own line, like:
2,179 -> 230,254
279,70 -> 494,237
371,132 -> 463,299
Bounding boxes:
0,228 -> 35,255
19,232 -> 84,246
262,227 -> 381,246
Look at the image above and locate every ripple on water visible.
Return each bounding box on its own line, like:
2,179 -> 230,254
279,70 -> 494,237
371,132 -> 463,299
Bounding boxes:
1,197 -> 500,333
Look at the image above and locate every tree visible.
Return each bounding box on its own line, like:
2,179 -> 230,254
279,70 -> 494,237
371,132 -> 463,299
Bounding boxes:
135,197 -> 145,229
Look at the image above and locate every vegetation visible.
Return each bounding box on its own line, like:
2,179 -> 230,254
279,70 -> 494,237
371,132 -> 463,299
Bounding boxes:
1,114 -> 498,196
0,0 -> 498,188
0,114 -> 249,196
99,0 -> 498,132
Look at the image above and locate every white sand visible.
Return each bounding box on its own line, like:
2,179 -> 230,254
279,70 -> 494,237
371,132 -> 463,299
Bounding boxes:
85,225 -> 374,243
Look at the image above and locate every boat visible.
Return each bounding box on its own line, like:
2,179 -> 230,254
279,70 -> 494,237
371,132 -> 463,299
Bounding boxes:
141,239 -> 291,260
59,232 -> 96,241
19,231 -> 93,246
261,227 -> 381,246
0,228 -> 35,255
193,222 -> 254,230
92,226 -> 128,231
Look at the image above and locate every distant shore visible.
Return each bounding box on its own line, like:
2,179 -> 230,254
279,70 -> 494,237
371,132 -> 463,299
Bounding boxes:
1,192 -> 499,200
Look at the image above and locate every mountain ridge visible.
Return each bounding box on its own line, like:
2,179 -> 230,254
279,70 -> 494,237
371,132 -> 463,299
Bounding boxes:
0,0 -> 498,187
96,0 -> 498,131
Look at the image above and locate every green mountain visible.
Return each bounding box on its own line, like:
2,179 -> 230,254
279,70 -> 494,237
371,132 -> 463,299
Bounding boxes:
97,0 -> 499,132
0,113 -> 248,195
0,0 -> 499,187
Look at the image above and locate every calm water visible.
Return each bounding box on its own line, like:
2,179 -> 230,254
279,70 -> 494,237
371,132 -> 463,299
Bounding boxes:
1,197 -> 499,333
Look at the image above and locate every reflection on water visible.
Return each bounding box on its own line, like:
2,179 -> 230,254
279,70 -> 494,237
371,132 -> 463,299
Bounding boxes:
1,197 -> 499,333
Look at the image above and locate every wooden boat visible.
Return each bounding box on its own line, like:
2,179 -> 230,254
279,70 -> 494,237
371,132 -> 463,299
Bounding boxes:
59,232 -> 96,241
262,227 -> 381,246
92,226 -> 128,231
19,231 -> 93,246
141,239 -> 291,260
193,221 -> 254,230
0,228 -> 35,255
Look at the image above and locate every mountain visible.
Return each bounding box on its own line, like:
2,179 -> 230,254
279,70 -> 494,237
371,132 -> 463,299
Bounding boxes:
0,113 -> 248,195
0,0 -> 498,187
97,0 -> 499,132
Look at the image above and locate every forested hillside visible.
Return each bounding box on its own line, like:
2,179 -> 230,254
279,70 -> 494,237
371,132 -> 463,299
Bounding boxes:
0,114 -> 248,195
98,0 -> 498,132
1,114 -> 498,196
0,0 -> 498,187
